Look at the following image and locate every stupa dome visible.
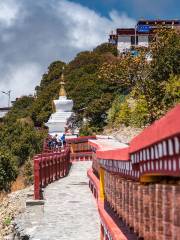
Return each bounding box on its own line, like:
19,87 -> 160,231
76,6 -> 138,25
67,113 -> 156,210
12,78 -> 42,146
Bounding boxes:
54,96 -> 73,112
45,69 -> 73,135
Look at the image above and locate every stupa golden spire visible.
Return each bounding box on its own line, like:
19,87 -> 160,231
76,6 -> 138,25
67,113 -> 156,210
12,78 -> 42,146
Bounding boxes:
59,67 -> 67,97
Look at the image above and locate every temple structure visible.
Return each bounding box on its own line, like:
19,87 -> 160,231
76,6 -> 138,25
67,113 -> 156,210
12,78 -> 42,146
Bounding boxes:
45,71 -> 73,136
109,19 -> 180,54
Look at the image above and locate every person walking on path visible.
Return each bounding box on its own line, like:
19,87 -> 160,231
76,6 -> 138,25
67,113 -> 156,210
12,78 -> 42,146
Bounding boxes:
61,133 -> 66,147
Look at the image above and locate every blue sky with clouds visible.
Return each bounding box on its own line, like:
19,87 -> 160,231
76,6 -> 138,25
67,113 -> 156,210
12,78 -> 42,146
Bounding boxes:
0,0 -> 179,106
73,0 -> 180,19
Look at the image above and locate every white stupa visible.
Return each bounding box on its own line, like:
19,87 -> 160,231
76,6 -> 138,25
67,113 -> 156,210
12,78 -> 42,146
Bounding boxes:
45,71 -> 73,136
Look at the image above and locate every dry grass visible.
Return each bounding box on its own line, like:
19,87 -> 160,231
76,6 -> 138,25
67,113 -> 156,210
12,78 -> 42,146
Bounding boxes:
0,192 -> 7,201
0,177 -> 26,201
0,165 -> 30,201
11,173 -> 26,192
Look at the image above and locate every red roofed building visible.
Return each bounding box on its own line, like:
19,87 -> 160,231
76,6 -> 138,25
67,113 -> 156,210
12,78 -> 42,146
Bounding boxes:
109,19 -> 180,54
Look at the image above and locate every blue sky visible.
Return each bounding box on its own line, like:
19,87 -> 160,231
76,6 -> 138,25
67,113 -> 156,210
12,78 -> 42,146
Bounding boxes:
0,0 -> 179,106
73,0 -> 180,19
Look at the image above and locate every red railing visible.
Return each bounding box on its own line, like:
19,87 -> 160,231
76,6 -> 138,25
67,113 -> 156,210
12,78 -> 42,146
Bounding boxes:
34,147 -> 70,199
88,169 -> 129,240
66,135 -> 96,144
70,151 -> 93,162
67,135 -> 96,162
89,104 -> 180,180
34,136 -> 96,199
87,104 -> 180,240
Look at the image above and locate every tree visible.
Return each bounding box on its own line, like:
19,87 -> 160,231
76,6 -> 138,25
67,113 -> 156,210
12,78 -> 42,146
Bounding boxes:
163,74 -> 180,108
31,61 -> 65,126
4,96 -> 34,124
151,29 -> 180,81
84,93 -> 114,129
37,61 -> 65,94
93,42 -> 118,56
0,149 -> 18,191
65,45 -> 120,128
105,29 -> 180,127
98,49 -> 149,93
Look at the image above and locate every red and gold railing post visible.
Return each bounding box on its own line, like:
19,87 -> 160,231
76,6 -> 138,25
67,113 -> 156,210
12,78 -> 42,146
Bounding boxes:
99,167 -> 105,200
34,146 -> 71,200
34,158 -> 40,200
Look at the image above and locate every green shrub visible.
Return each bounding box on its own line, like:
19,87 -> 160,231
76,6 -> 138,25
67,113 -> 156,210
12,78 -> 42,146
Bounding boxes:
0,149 -> 18,191
3,217 -> 11,226
79,124 -> 97,136
24,158 -> 33,185
116,101 -> 131,126
130,96 -> 150,127
0,121 -> 46,191
163,75 -> 180,108
6,123 -> 46,166
107,95 -> 126,127
93,43 -> 118,56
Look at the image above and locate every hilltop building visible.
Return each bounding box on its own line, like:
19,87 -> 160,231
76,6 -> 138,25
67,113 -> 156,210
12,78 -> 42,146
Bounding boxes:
109,19 -> 180,54
45,71 -> 74,136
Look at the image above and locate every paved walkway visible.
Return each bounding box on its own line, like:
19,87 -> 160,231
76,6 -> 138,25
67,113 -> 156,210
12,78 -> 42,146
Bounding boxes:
15,162 -> 100,240
89,137 -> 128,151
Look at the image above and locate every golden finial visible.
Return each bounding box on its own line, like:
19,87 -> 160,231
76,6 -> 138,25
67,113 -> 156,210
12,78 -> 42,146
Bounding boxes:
59,66 -> 67,97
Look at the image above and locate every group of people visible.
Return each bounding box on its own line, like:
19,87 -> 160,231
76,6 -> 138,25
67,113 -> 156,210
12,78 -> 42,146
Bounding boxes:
48,133 -> 66,149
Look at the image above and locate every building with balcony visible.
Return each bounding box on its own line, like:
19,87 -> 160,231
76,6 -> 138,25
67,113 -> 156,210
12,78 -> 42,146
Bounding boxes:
109,19 -> 180,54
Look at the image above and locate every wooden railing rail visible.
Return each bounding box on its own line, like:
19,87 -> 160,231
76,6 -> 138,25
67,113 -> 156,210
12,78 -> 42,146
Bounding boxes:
87,104 -> 180,240
88,169 -> 129,240
70,151 -> 93,162
89,104 -> 180,181
34,147 -> 70,200
34,136 -> 96,199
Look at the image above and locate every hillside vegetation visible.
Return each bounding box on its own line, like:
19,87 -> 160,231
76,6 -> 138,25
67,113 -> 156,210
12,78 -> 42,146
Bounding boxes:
0,29 -> 180,191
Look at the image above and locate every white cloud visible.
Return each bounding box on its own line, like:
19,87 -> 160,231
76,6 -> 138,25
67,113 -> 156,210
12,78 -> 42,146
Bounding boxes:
0,0 -> 136,107
109,11 -> 135,27
0,63 -> 43,107
0,0 -> 21,27
55,0 -> 135,49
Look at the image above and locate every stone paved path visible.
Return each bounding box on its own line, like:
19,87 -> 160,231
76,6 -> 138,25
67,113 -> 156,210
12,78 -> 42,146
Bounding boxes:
15,162 -> 100,240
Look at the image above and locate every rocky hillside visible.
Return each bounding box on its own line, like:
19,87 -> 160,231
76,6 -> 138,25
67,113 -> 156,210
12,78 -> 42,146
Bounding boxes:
0,187 -> 33,240
104,126 -> 143,144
